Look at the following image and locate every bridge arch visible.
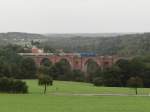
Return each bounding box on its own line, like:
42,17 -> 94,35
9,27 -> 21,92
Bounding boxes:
56,58 -> 73,69
84,59 -> 99,71
20,53 -> 116,72
83,58 -> 100,82
82,57 -> 100,72
55,56 -> 74,69
40,58 -> 52,66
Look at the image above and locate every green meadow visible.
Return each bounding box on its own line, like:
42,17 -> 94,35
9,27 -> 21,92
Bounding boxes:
27,80 -> 150,95
0,80 -> 150,112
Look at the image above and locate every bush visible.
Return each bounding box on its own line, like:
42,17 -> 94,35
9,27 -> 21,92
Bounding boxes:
93,77 -> 104,86
127,76 -> 143,88
127,76 -> 143,95
0,77 -> 28,93
72,70 -> 85,82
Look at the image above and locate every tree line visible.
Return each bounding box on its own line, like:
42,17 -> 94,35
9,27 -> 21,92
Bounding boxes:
90,57 -> 150,94
0,45 -> 35,93
1,45 -> 150,94
39,56 -> 150,90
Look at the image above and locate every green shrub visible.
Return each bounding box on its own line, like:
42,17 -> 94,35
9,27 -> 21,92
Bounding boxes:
0,77 -> 28,93
93,77 -> 104,86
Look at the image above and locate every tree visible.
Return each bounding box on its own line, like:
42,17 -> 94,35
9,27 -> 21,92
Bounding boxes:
38,75 -> 53,94
72,70 -> 85,82
86,60 -> 99,82
129,59 -> 145,77
38,66 -> 52,76
127,76 -> 143,95
116,58 -> 146,86
20,57 -> 37,79
0,47 -> 23,78
51,59 -> 72,80
102,66 -> 122,87
116,59 -> 132,86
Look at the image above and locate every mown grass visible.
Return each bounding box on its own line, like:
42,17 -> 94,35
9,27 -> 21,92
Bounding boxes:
0,94 -> 150,112
0,80 -> 150,112
26,80 -> 150,95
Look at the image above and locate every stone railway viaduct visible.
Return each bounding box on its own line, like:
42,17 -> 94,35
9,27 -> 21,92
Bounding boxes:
19,53 -> 119,72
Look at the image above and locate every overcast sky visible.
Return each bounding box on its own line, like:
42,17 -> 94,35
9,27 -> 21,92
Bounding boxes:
0,0 -> 149,33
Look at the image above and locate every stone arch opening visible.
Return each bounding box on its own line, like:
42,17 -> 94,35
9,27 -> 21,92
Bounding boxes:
57,57 -> 73,69
84,59 -> 100,82
40,58 -> 52,67
84,59 -> 99,72
58,58 -> 72,69
54,58 -> 72,80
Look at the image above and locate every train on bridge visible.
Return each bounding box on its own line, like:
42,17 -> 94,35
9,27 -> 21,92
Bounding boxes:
19,52 -> 97,57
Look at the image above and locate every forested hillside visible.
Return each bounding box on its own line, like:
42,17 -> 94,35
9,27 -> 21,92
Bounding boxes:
1,32 -> 150,56
42,33 -> 150,56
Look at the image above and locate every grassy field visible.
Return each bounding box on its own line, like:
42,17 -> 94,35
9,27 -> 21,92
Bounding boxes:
26,80 -> 150,95
0,80 -> 150,112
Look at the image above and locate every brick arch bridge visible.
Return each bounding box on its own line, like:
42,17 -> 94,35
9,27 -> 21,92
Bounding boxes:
19,53 -> 119,72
